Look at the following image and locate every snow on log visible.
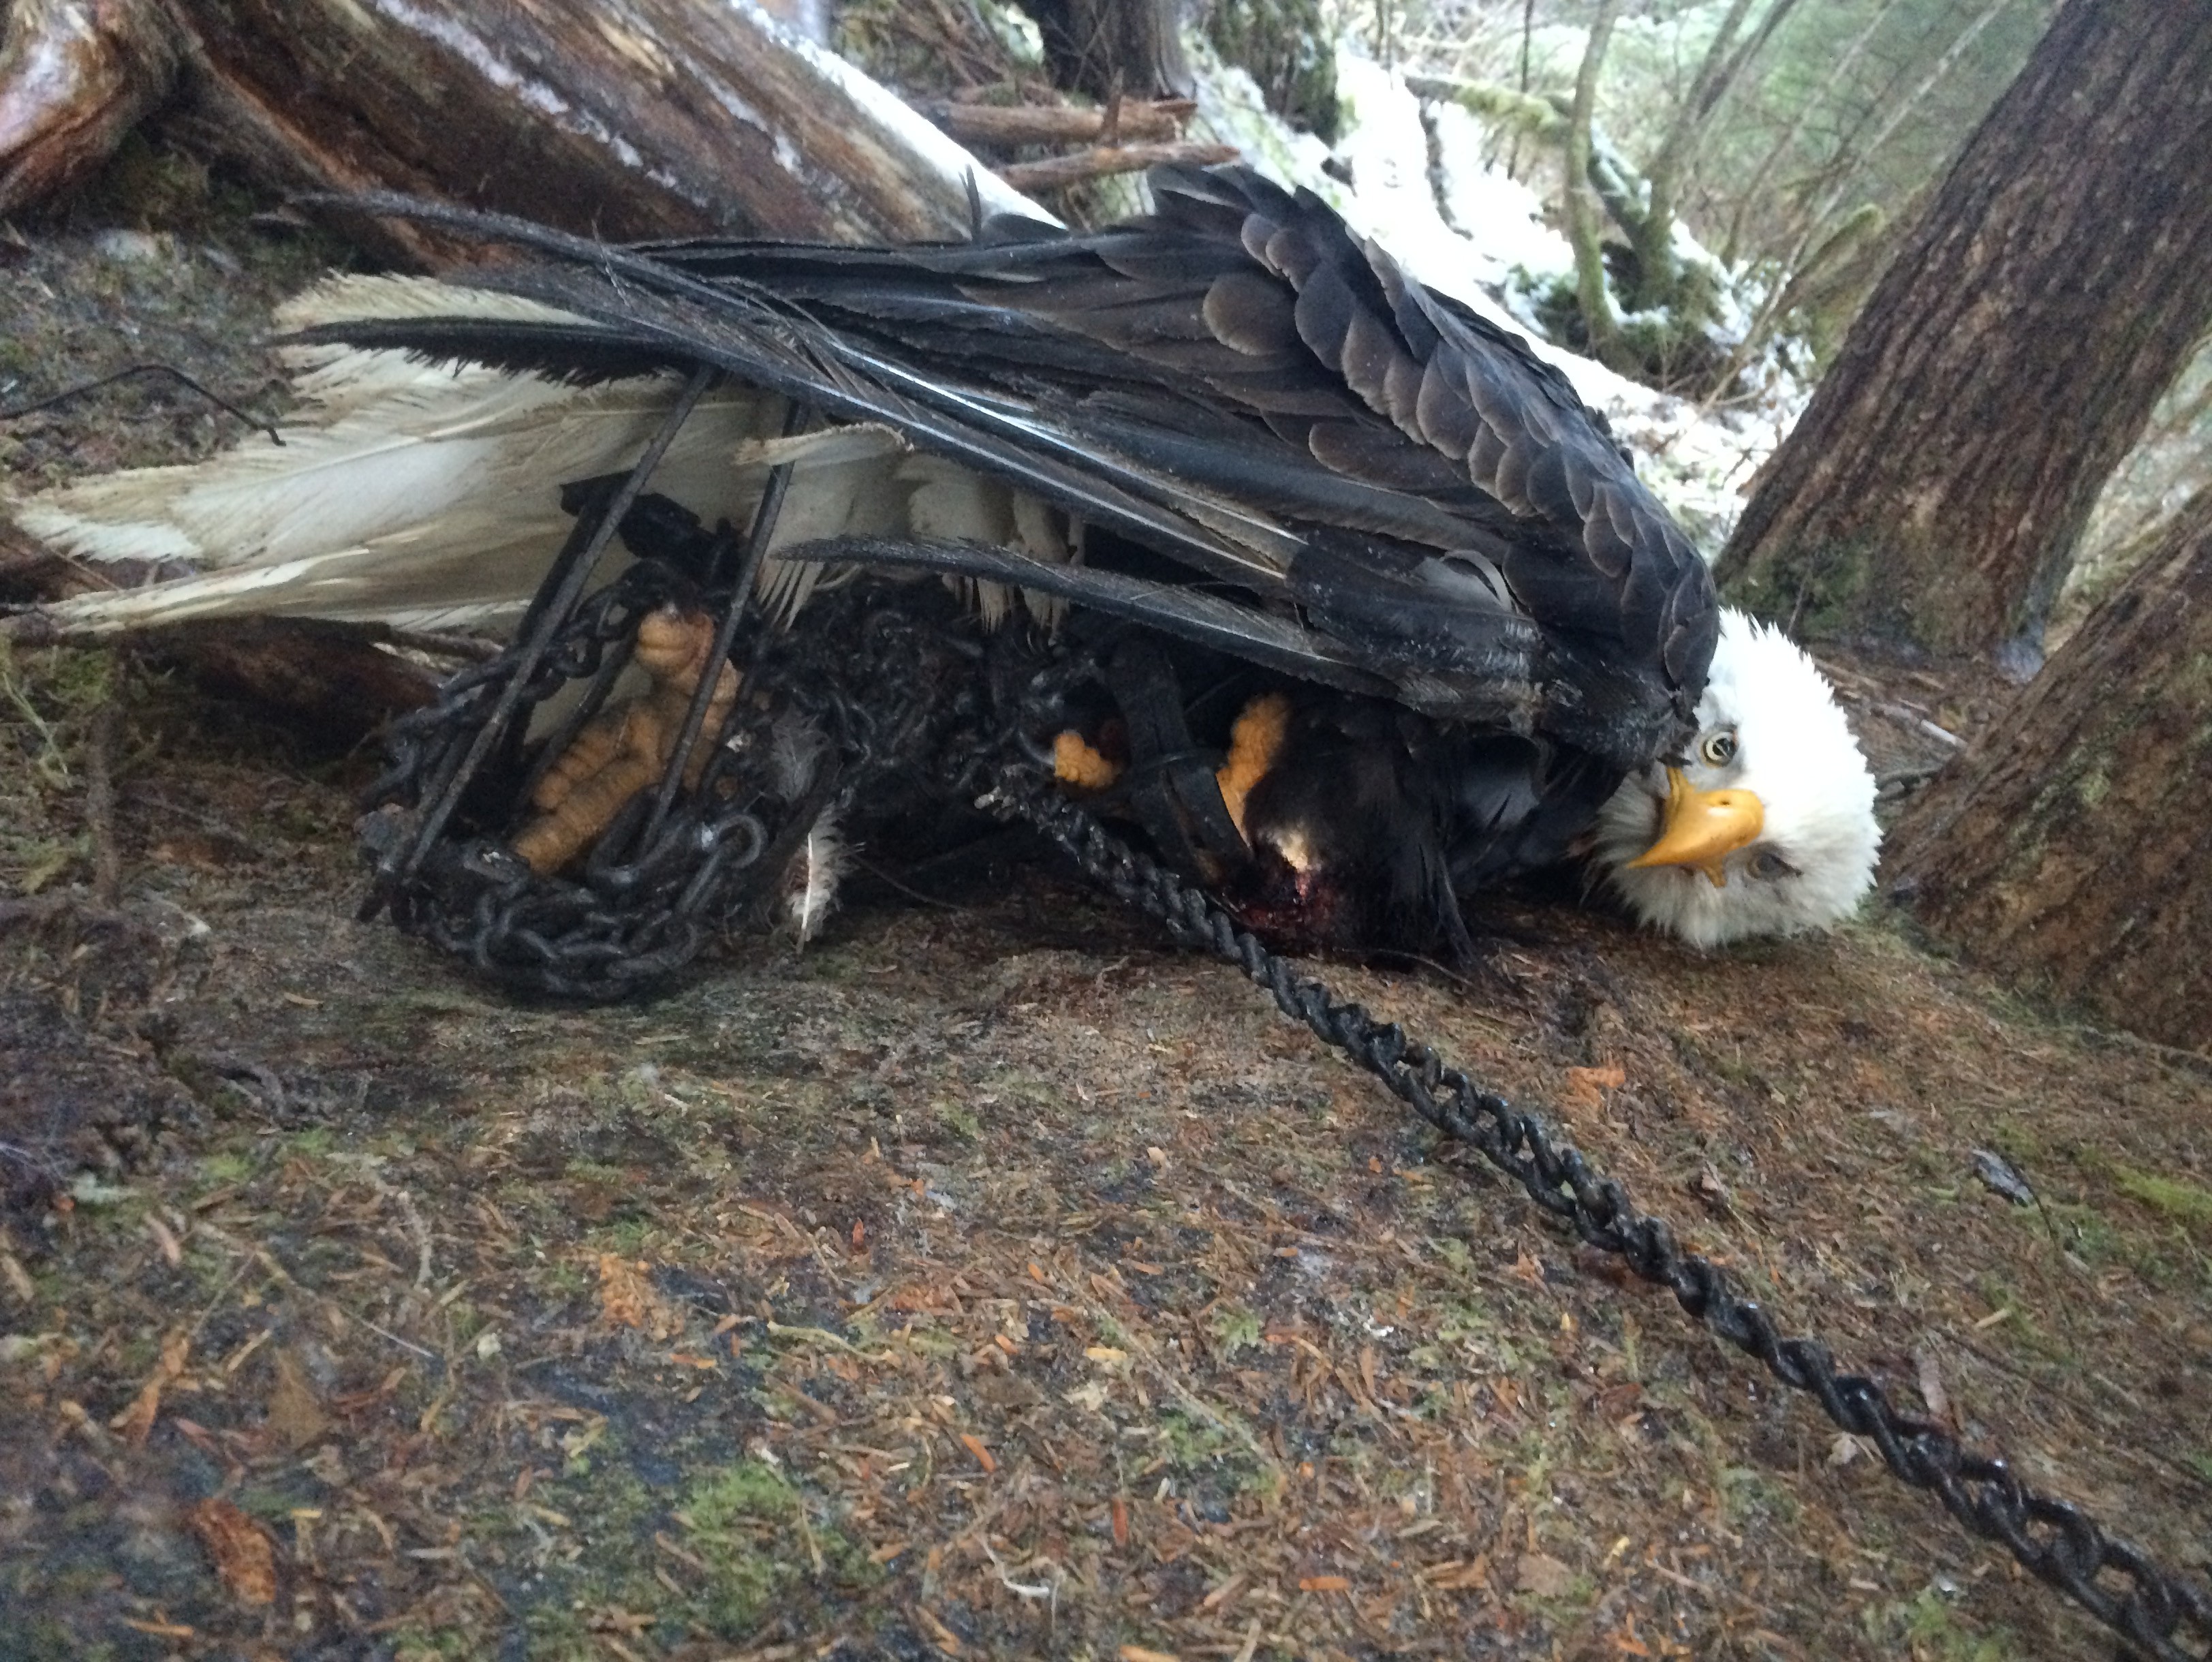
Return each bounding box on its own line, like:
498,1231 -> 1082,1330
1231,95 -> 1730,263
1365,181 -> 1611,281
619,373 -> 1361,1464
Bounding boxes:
0,0 -> 1042,255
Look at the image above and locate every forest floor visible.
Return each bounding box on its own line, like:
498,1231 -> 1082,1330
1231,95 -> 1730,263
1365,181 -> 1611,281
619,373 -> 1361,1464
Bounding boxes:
1,149 -> 2208,1662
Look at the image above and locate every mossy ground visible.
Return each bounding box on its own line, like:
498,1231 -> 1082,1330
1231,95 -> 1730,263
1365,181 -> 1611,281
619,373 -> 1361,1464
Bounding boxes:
1,145 -> 2208,1662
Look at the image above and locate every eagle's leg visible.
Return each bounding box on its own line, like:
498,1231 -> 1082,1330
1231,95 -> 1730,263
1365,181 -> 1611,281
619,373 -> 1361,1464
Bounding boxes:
363,367 -> 721,908
509,399 -> 809,879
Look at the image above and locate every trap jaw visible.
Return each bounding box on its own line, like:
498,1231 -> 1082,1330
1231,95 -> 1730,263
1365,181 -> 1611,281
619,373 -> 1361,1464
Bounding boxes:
356,375 -> 826,999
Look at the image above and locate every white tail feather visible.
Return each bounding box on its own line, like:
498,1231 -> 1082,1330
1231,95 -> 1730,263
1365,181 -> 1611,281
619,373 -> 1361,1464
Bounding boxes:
782,810 -> 846,945
9,275 -> 1078,635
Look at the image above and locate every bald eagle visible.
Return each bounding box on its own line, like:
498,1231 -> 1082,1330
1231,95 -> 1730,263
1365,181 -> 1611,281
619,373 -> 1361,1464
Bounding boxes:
11,166 -> 1878,959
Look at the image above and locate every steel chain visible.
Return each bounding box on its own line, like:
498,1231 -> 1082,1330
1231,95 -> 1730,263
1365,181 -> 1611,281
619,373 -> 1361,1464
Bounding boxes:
982,763 -> 2212,1662
359,574 -> 991,998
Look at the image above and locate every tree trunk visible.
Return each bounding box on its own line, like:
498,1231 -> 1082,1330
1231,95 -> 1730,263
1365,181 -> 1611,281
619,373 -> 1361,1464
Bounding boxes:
1563,0 -> 1622,360
1013,0 -> 1189,104
1715,0 -> 2212,659
1887,488 -> 2212,1053
0,0 -> 1039,258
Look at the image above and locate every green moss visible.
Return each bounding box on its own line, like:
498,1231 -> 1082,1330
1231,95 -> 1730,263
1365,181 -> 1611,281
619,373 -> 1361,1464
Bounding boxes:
2111,1168 -> 2212,1232
1719,532 -> 1885,643
932,1098 -> 983,1142
2038,1201 -> 2123,1266
0,643 -> 123,893
1862,1586 -> 2014,1661
1209,1303 -> 1263,1359
589,1217 -> 657,1257
1718,1464 -> 1798,1529
197,1151 -> 255,1187
676,1458 -> 877,1637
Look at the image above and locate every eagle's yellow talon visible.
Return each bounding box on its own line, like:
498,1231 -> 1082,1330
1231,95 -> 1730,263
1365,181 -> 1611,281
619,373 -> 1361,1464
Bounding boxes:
512,605 -> 739,875
1053,730 -> 1123,791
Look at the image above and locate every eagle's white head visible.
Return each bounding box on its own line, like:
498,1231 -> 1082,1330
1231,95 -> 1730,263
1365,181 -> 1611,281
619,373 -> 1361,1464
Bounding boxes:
1591,608 -> 1880,947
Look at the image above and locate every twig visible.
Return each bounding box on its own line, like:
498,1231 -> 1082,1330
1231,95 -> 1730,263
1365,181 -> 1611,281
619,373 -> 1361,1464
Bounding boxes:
84,692 -> 123,908
930,98 -> 1193,147
1000,142 -> 1237,194
1870,701 -> 1964,748
374,627 -> 504,664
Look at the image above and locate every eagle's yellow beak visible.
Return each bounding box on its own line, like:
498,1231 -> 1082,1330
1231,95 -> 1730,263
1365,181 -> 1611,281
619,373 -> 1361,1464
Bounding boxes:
1625,767 -> 1764,888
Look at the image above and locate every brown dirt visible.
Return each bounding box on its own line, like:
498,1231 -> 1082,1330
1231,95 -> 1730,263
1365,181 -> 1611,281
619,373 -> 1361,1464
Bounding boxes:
1,147 -> 2208,1662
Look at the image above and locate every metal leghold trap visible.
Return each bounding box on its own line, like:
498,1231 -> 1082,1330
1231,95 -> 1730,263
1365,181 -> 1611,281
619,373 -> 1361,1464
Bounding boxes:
355,382 -> 1003,998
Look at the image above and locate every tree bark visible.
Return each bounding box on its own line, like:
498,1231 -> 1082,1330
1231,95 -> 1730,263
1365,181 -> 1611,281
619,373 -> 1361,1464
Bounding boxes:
1887,488 -> 2212,1053
1715,0 -> 2212,659
1563,0 -> 1622,360
1013,0 -> 1189,104
0,0 -> 1040,258
0,0 -> 178,209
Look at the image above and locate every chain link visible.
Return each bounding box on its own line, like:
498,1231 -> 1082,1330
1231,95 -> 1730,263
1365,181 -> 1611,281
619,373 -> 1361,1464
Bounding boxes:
980,764 -> 2212,1662
356,568 -> 1007,998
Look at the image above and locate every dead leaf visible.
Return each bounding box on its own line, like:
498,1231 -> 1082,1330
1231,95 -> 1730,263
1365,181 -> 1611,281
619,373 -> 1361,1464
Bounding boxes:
267,1349 -> 328,1450
1120,1647 -> 1182,1662
120,1618 -> 196,1638
597,1255 -> 681,1339
1422,1555 -> 1491,1590
916,1605 -> 964,1654
1914,1347 -> 1952,1426
1564,1064 -> 1627,1109
190,1498 -> 277,1605
1515,1552 -> 1576,1598
1298,1573 -> 1350,1592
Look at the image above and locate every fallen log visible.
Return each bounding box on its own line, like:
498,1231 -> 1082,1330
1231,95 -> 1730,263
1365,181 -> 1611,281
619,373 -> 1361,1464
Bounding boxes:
0,0 -> 1043,258
0,0 -> 176,211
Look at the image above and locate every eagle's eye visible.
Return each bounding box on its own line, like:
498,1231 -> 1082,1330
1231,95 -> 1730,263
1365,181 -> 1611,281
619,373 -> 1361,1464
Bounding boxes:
1699,730 -> 1738,767
1748,849 -> 1796,881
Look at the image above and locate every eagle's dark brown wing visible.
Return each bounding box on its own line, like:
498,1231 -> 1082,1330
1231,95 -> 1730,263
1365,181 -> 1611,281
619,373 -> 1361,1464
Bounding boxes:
297,166 -> 1716,780
638,165 -> 1716,757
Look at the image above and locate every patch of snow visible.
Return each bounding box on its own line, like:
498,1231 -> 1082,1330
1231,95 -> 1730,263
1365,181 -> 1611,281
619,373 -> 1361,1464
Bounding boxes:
1427,102 -> 1572,288
754,0 -> 1049,225
1186,40 -> 1335,194
1187,40 -> 1802,551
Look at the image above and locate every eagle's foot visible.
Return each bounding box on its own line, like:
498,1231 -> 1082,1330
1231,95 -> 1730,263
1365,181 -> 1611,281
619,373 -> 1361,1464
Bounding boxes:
512,605 -> 739,876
